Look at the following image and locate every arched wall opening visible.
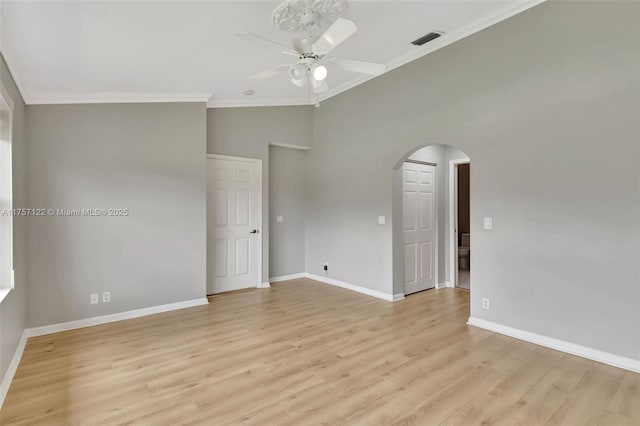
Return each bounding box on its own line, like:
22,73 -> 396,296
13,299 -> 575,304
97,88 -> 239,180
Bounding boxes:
392,143 -> 471,297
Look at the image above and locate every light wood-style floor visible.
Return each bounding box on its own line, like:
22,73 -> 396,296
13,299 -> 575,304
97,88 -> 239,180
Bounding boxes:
2,279 -> 638,425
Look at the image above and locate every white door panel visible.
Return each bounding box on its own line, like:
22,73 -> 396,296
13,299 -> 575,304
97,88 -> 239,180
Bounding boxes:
207,157 -> 261,294
403,162 -> 436,295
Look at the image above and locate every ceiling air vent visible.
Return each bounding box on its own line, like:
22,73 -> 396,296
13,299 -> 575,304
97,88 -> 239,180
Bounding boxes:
411,32 -> 444,46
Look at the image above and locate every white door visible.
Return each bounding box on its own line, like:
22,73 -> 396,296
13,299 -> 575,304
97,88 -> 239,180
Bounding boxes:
207,156 -> 261,294
403,162 -> 436,294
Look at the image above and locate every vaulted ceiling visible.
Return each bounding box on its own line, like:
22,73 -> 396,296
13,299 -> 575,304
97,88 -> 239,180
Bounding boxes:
0,0 -> 543,107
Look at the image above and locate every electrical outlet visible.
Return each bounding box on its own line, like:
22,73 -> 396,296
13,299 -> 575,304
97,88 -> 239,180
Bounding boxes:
276,215 -> 283,223
90,293 -> 99,305
482,298 -> 490,310
323,263 -> 328,272
102,291 -> 111,303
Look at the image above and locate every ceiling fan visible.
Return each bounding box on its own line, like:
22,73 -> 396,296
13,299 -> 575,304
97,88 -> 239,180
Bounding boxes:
237,0 -> 386,99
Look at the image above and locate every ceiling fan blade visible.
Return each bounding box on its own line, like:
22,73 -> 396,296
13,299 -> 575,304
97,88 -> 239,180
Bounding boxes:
312,18 -> 357,56
311,79 -> 329,94
236,32 -> 299,56
331,58 -> 386,75
248,64 -> 290,81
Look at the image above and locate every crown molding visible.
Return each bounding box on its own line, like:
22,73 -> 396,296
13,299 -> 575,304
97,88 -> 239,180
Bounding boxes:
206,98 -> 311,108
26,92 -> 211,105
3,0 -> 545,107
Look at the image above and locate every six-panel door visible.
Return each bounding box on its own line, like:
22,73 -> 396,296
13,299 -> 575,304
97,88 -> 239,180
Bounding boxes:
207,157 -> 261,294
403,162 -> 436,294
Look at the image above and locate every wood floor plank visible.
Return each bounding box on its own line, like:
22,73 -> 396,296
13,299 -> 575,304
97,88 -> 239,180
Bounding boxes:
0,278 -> 636,425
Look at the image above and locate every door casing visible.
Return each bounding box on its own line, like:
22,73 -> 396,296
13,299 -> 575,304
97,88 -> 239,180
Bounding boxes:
449,158 -> 470,288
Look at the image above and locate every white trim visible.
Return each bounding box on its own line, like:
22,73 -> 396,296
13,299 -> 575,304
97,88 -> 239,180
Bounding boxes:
435,164 -> 438,294
25,298 -> 209,338
392,293 -> 405,302
26,93 -> 211,105
0,81 -> 14,296
436,281 -> 453,289
269,273 -> 306,282
207,98 -> 311,108
467,317 -> 640,373
0,82 -> 14,112
4,1 -> 545,107
269,142 -> 312,151
206,153 -> 261,164
258,282 -> 271,288
0,288 -> 10,304
305,273 -> 396,302
449,157 -> 470,288
0,330 -> 27,409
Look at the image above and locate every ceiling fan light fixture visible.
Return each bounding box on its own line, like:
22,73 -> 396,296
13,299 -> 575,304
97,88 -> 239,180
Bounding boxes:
288,64 -> 307,87
289,64 -> 306,80
312,64 -> 327,81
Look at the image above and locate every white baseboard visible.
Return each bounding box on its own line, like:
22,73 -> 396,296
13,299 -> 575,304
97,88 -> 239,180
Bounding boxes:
467,317 -> 640,373
436,281 -> 452,289
393,293 -> 405,302
269,273 -> 305,283
270,272 -> 402,303
258,282 -> 271,288
304,273 -> 396,302
0,330 -> 28,409
25,298 -> 209,338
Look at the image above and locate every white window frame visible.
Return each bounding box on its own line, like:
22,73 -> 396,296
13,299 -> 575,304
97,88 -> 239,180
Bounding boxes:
0,81 -> 14,303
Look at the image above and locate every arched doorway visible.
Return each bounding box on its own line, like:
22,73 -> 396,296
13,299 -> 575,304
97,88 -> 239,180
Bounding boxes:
392,144 -> 471,296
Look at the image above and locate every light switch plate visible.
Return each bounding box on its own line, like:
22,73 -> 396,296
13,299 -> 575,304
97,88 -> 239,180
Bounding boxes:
484,217 -> 493,230
378,216 -> 386,225
276,215 -> 283,223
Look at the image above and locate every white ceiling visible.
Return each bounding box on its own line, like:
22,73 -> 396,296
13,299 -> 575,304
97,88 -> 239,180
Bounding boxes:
0,0 -> 542,107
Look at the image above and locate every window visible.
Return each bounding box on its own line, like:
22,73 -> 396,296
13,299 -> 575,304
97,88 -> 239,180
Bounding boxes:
0,82 -> 14,302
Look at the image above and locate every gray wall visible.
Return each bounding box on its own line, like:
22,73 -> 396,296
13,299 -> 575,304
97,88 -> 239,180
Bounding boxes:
269,146 -> 307,277
26,103 -> 207,327
0,55 -> 27,385
308,0 -> 640,360
206,106 -> 313,282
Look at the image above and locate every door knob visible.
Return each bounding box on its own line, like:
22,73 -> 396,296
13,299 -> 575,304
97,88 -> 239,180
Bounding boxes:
250,229 -> 259,234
